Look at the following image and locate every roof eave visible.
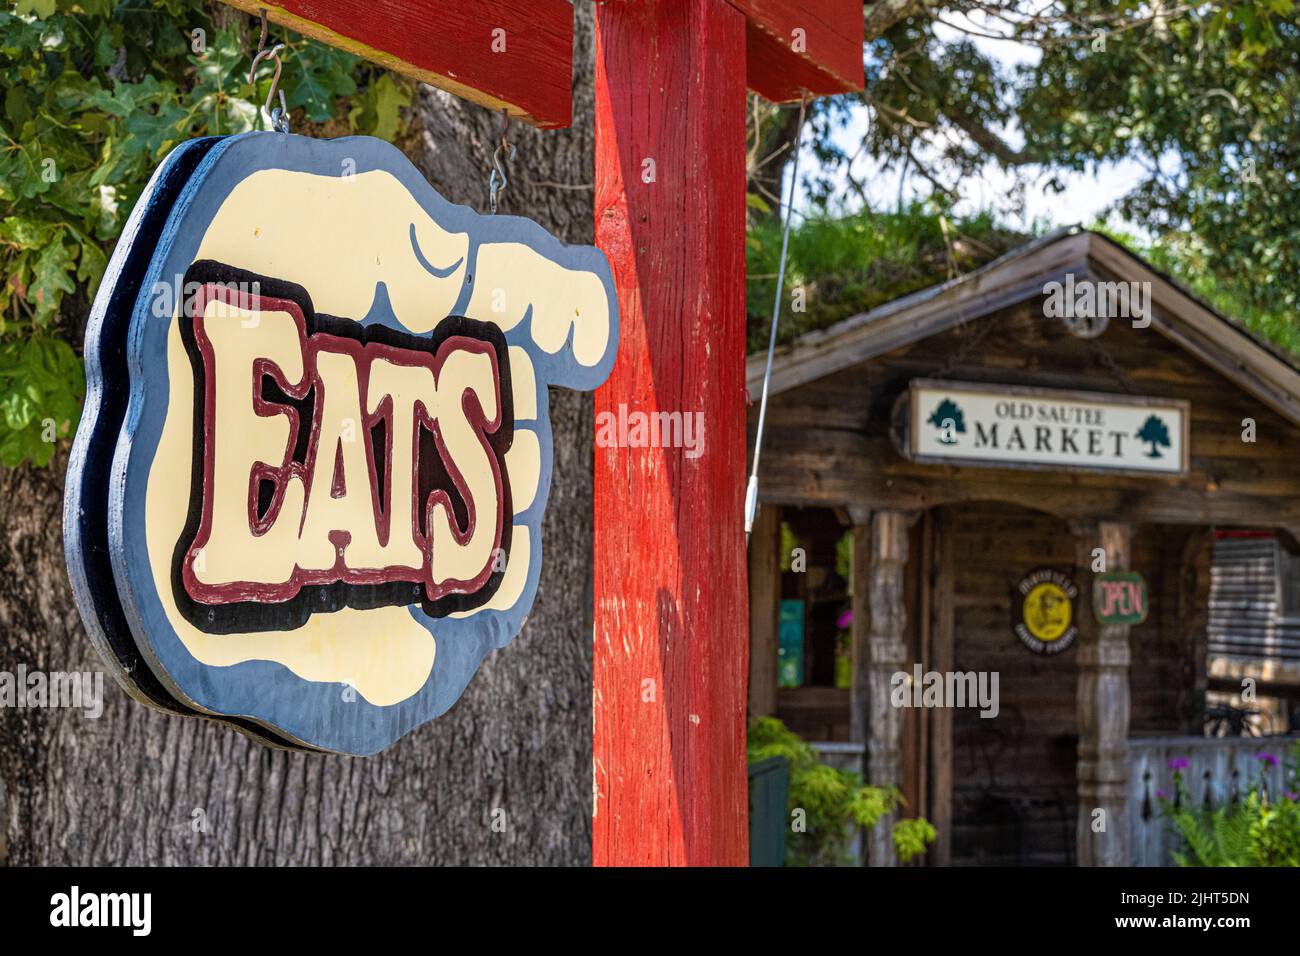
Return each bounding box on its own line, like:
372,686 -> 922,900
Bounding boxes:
746,229 -> 1300,430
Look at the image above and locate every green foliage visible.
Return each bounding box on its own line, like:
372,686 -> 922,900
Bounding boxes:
0,0 -> 415,467
747,197 -> 1299,365
746,201 -> 1025,353
1166,791 -> 1300,867
1161,745 -> 1300,867
0,334 -> 79,465
748,715 -> 936,866
1165,796 -> 1255,866
778,520 -> 799,572
1020,4 -> 1300,329
833,528 -> 852,585
892,816 -> 939,862
781,5 -> 1300,363
348,73 -> 411,143
1096,222 -> 1300,358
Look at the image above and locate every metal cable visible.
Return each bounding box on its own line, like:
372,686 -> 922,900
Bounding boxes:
745,96 -> 807,544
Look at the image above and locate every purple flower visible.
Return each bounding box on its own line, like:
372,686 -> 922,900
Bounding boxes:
1256,752 -> 1279,768
837,609 -> 853,630
1168,758 -> 1190,771
1156,790 -> 1169,800
1286,792 -> 1300,802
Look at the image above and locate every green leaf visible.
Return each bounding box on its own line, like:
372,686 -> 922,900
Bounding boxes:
285,42 -> 357,122
0,136 -> 48,199
15,0 -> 57,19
349,73 -> 410,141
75,237 -> 106,291
92,25 -> 118,68
0,336 -> 82,466
0,216 -> 60,249
5,85 -> 31,127
27,235 -> 75,321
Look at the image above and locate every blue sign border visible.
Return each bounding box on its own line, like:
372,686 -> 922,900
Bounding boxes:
76,132 -> 616,755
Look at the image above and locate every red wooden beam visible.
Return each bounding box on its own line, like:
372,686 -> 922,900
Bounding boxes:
728,0 -> 864,101
219,0 -> 573,128
593,0 -> 751,866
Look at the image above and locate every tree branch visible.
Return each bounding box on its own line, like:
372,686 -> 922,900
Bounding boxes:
942,107 -> 1035,167
865,0 -> 930,41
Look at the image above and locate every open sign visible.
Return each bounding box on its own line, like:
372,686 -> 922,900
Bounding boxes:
1092,571 -> 1149,626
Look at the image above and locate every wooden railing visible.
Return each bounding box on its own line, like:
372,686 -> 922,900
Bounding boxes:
1128,734 -> 1295,866
811,742 -> 865,864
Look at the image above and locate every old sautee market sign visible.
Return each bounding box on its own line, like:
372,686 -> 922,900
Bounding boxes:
905,380 -> 1189,476
65,133 -> 618,755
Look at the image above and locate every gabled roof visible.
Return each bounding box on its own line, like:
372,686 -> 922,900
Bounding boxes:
746,227 -> 1300,429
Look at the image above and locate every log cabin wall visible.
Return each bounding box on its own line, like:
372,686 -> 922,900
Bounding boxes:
752,292 -> 1300,530
939,502 -> 1078,867
931,503 -> 1205,866
1127,524 -> 1207,738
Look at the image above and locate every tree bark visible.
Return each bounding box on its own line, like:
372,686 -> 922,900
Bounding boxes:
0,7 -> 596,867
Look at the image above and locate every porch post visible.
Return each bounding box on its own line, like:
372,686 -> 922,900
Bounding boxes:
592,0 -> 749,866
1076,520 -> 1133,866
748,503 -> 781,718
848,508 -> 871,746
929,511 -> 954,866
863,509 -> 911,867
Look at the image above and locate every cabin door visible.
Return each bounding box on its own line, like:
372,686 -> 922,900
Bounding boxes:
922,503 -> 1081,866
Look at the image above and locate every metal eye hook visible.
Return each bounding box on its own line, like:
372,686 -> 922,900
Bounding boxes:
488,141 -> 514,214
248,9 -> 289,134
488,113 -> 515,214
248,42 -> 289,133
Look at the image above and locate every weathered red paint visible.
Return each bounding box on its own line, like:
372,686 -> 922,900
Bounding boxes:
593,0 -> 751,866
728,0 -> 865,102
220,0 -> 573,128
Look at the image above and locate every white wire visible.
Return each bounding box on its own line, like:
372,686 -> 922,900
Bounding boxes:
745,98 -> 807,545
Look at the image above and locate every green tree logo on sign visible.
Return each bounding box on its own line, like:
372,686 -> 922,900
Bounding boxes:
927,398 -> 965,445
1135,414 -> 1171,458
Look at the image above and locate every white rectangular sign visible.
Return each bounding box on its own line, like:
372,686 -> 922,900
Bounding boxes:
908,380 -> 1188,475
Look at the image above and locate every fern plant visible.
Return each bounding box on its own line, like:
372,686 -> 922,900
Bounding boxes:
748,715 -> 936,866
1160,744 -> 1300,867
1165,800 -> 1254,867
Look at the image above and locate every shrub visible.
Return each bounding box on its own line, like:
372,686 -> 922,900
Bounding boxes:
1160,743 -> 1300,867
748,715 -> 936,866
0,0 -> 412,466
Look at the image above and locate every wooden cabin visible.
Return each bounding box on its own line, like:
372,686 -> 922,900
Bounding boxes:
745,228 -> 1300,867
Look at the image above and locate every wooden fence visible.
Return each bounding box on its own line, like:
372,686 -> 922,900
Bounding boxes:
1128,734 -> 1295,866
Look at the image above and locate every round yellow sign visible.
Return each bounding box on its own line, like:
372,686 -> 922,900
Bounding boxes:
1012,568 -> 1079,654
1022,581 -> 1072,642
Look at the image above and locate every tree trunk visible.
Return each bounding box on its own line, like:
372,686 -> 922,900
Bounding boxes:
0,7 -> 596,867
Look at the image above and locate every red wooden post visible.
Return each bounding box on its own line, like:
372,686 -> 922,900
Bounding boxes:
593,0 -> 862,866
592,0 -> 751,866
